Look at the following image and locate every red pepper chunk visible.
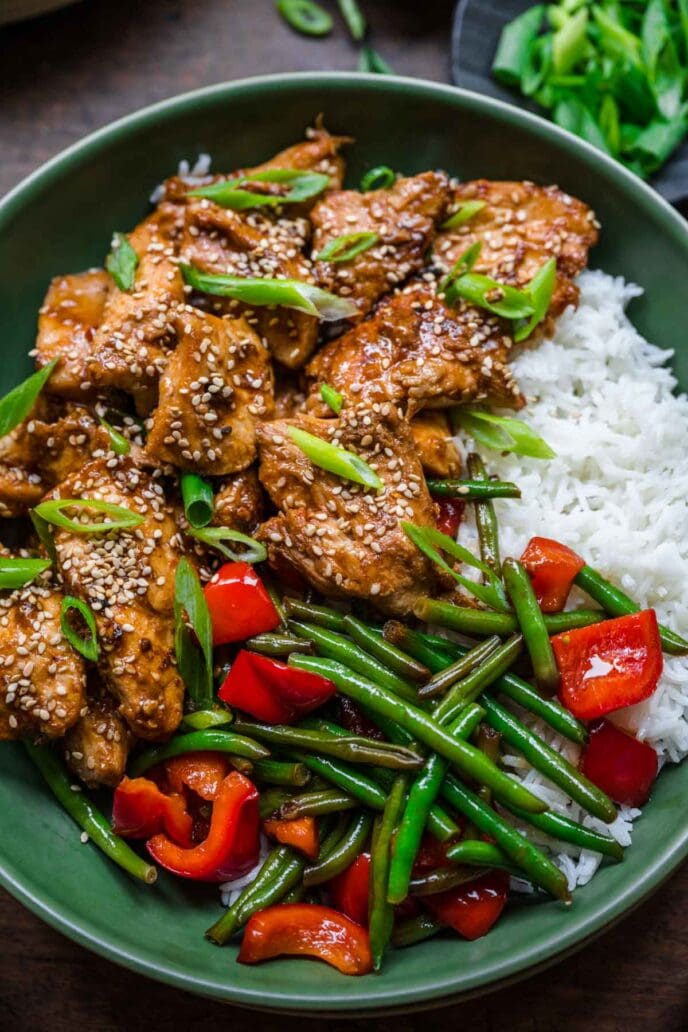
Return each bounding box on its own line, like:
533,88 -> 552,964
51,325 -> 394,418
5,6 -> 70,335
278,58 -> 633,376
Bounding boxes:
112,776 -> 193,847
147,770 -> 259,882
520,536 -> 584,612
204,562 -> 280,646
424,870 -> 510,941
263,816 -> 319,860
436,499 -> 465,539
552,610 -> 663,721
238,904 -> 373,975
581,720 -> 658,807
219,650 -> 336,724
165,752 -> 229,801
329,853 -> 370,926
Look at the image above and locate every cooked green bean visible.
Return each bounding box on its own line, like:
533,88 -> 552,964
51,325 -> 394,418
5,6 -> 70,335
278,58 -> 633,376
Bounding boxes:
476,724 -> 501,806
383,621 -> 457,673
283,596 -> 347,631
279,789 -> 357,819
432,634 -> 524,724
445,839 -> 525,879
303,810 -> 372,886
467,453 -> 502,576
391,913 -> 442,947
506,804 -> 624,860
25,742 -> 157,884
416,597 -> 604,637
503,558 -> 559,693
342,614 -> 430,682
252,759 -> 310,787
575,564 -> 688,655
481,695 -> 616,823
369,775 -> 407,971
287,751 -> 388,810
427,477 -> 521,500
419,635 -> 502,699
260,787 -> 294,819
409,864 -> 478,896
207,845 -> 304,944
261,572 -> 289,629
128,731 -> 269,776
244,632 -> 314,657
289,654 -> 546,814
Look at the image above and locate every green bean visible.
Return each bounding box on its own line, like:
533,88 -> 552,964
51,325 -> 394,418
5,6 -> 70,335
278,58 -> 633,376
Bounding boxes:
244,632 -> 314,657
288,619 -> 418,701
445,839 -> 526,879
261,571 -> 288,629
342,614 -> 430,682
387,704 -> 484,905
416,597 -> 605,637
232,717 -> 423,769
206,845 -> 304,945
440,774 -> 570,902
227,756 -> 255,777
383,621 -> 457,673
279,789 -> 357,819
304,810 -> 372,886
419,635 -> 502,699
409,865 -> 478,896
575,564 -> 688,655
503,558 -> 559,693
481,695 -> 616,823
283,596 -> 346,631
252,759 -> 310,787
259,787 -> 294,819
128,731 -> 269,776
282,883 -> 307,904
506,804 -> 624,860
24,742 -> 157,884
432,634 -> 524,724
466,453 -> 502,576
287,751 -> 388,810
369,775 -> 407,971
290,655 -> 546,814
391,913 -> 442,948
427,477 -> 521,500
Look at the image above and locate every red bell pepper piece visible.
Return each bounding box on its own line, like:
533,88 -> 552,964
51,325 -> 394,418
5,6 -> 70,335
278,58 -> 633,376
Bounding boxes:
424,870 -> 510,940
329,853 -> 370,926
581,720 -> 658,806
238,903 -> 373,975
263,816 -> 319,860
165,752 -> 229,801
112,777 -> 193,847
147,770 -> 259,882
552,610 -> 663,721
520,536 -> 585,612
435,499 -> 465,539
219,649 -> 336,724
204,562 -> 280,646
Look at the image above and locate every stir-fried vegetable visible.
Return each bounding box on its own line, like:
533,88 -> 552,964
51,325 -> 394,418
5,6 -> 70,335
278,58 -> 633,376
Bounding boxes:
0,359 -> 58,439
105,232 -> 139,291
0,557 -> 51,591
60,596 -> 100,662
33,498 -> 145,534
180,473 -> 214,529
287,425 -> 383,491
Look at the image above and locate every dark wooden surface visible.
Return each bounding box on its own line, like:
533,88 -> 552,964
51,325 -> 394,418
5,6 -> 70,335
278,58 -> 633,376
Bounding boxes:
1,2 -> 687,1028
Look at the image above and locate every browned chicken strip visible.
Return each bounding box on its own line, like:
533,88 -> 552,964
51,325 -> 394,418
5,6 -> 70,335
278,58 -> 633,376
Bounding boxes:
0,572 -> 86,740
411,412 -> 462,478
64,681 -> 132,787
213,468 -> 265,534
35,269 -> 110,399
306,281 -> 522,418
49,456 -> 185,740
311,171 -> 451,319
145,308 -> 273,475
256,404 -> 437,615
238,125 -> 350,192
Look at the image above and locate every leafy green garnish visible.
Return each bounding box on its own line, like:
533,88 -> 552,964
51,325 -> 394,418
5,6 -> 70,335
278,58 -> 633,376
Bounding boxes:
60,596 -> 100,662
0,557 -> 52,591
106,233 -> 139,292
188,526 -> 267,564
315,231 -> 379,263
401,522 -> 510,611
441,200 -> 487,229
320,383 -> 344,414
453,408 -> 555,460
287,426 -> 383,491
0,359 -> 58,439
188,168 -> 329,209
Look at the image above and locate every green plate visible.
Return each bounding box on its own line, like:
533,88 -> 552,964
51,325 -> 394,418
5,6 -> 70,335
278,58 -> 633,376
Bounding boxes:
1,73 -> 687,1013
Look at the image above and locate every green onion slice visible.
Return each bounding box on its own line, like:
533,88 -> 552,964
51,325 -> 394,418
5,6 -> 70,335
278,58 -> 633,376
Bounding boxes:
453,408 -> 555,460
439,241 -> 482,292
492,4 -> 546,87
0,359 -> 58,439
60,595 -> 100,662
33,498 -> 145,535
360,166 -> 396,191
320,383 -> 343,414
99,418 -> 131,456
188,168 -> 329,209
315,231 -> 379,263
105,233 -> 139,292
401,522 -> 510,611
287,425 -> 383,491
181,473 -> 214,530
514,258 -> 557,342
338,0 -> 366,41
174,557 -> 214,711
182,708 -> 234,731
276,0 -> 333,36
441,200 -> 487,229
188,526 -> 267,564
30,510 -> 57,565
181,264 -> 358,321
0,557 -> 52,591
358,44 -> 394,74
445,271 -> 535,319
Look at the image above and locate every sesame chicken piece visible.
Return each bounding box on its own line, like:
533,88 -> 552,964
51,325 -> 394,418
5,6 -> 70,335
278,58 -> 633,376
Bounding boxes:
49,456 -> 185,740
145,308 -> 274,475
256,405 -> 437,616
35,269 -> 110,399
306,282 -> 523,419
410,412 -> 462,478
310,171 -> 451,319
88,204 -> 185,413
273,375 -> 307,419
0,572 -> 86,741
213,469 -> 265,535
64,681 -> 132,788
435,180 -> 599,335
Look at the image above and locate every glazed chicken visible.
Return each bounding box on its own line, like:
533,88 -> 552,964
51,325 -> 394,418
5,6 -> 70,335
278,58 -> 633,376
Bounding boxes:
35,269 -> 110,398
63,680 -> 132,787
213,469 -> 265,534
410,412 -> 462,478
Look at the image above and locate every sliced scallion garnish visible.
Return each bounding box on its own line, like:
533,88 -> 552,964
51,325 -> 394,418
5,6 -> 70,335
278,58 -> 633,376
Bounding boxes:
441,199 -> 487,229
105,232 -> 139,292
320,383 -> 343,415
188,526 -> 267,564
338,0 -> 366,41
33,498 -> 145,535
30,510 -> 57,565
514,257 -> 557,342
287,425 -> 383,491
0,557 -> 52,591
315,231 -> 379,263
439,241 -> 482,292
360,165 -> 396,191
181,473 -> 214,530
401,522 -> 510,611
0,359 -> 58,439
60,595 -> 100,662
99,418 -> 130,456
188,168 -> 329,209
444,271 -> 536,319
276,0 -> 333,36
358,44 -> 394,74
453,408 -> 555,460
174,557 -> 214,711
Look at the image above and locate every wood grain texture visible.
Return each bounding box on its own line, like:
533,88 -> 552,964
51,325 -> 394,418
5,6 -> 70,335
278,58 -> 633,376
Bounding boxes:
1,1 -> 687,1028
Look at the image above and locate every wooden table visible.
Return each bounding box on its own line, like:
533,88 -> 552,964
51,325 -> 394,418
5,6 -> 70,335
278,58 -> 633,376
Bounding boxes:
1,2 -> 687,1028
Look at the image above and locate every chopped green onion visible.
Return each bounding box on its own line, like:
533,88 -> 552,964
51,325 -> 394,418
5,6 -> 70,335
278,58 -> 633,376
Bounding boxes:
401,522 -> 510,611
315,231 -> 379,263
98,418 -> 130,456
338,0 -> 366,41
60,595 -> 100,662
0,557 -> 51,591
360,166 -> 396,191
180,264 -> 358,322
320,383 -> 343,415
358,45 -> 393,74
182,708 -> 233,730
441,200 -> 487,229
445,272 -> 535,319
493,4 -> 546,86
287,425 -> 383,491
181,473 -> 214,529
30,510 -> 57,565
188,526 -> 267,564
514,257 -> 557,342
174,557 -> 214,711
33,498 -> 145,535
552,7 -> 588,75
105,232 -> 139,292
0,359 -> 58,439
276,0 -> 332,36
453,408 -> 555,460
439,241 -> 482,292
188,168 -> 329,209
